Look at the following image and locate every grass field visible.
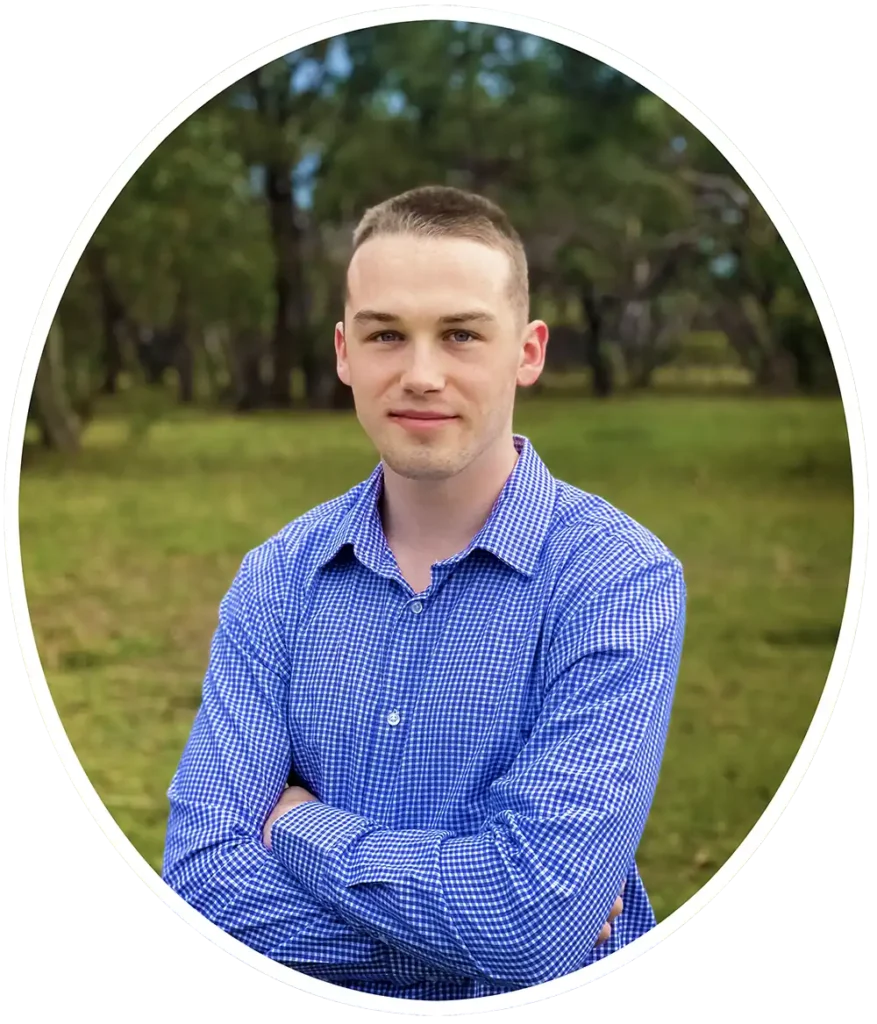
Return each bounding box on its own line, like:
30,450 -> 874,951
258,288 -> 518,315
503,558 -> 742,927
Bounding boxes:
18,392 -> 853,921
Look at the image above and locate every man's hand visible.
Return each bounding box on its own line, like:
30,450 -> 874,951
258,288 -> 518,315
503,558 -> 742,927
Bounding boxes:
595,883 -> 625,947
262,786 -> 318,849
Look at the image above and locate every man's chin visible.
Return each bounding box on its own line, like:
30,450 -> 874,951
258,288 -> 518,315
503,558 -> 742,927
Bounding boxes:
381,442 -> 465,482
384,457 -> 458,482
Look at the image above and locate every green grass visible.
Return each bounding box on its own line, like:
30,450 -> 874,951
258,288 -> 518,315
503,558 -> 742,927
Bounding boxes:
19,393 -> 853,921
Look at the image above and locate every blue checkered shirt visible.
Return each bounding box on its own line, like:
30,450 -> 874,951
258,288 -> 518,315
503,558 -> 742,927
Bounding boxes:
163,434 -> 685,999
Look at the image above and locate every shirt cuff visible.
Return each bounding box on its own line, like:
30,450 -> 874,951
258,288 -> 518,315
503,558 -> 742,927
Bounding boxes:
270,800 -> 374,905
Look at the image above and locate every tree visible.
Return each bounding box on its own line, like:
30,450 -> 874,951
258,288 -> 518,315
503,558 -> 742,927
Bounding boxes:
44,19 -> 831,430
82,103 -> 275,405
32,322 -> 81,452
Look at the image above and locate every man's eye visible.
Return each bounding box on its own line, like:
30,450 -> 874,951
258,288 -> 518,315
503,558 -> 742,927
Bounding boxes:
449,330 -> 476,343
372,331 -> 402,342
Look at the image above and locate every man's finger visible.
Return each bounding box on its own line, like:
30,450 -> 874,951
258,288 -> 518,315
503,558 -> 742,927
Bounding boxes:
595,923 -> 611,947
609,896 -> 623,921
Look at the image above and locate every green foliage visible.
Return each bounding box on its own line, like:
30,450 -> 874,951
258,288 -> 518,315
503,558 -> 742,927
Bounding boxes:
671,331 -> 741,368
91,107 -> 274,331
36,19 -> 834,434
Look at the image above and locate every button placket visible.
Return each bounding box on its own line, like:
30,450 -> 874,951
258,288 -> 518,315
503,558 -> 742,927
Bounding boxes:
381,594 -> 426,737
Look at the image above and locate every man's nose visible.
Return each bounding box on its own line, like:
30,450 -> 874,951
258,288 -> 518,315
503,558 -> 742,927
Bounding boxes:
399,340 -> 445,393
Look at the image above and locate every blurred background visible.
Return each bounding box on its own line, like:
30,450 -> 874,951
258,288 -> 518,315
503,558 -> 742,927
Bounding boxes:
21,21 -> 851,922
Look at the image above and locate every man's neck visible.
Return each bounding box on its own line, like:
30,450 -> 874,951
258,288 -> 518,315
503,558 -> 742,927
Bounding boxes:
380,435 -> 520,566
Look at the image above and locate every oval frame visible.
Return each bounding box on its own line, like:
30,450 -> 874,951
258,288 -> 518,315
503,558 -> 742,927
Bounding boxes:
8,6 -> 868,1015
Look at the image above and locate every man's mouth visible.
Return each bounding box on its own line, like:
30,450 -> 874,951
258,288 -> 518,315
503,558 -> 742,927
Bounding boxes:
389,411 -> 456,419
388,410 -> 459,429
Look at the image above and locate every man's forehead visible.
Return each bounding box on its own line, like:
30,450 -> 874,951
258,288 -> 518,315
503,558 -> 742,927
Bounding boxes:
344,235 -> 523,324
348,234 -> 512,282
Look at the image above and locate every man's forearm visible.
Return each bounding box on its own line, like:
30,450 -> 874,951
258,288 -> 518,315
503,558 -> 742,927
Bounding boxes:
162,553 -> 452,988
164,806 -> 447,987
270,796 -> 635,988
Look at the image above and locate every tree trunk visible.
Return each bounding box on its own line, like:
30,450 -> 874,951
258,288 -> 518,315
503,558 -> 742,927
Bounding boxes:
228,329 -> 268,411
265,161 -> 309,407
756,348 -> 797,394
781,330 -> 814,392
86,244 -> 128,394
136,327 -> 167,385
171,287 -> 194,403
618,297 -> 654,389
581,282 -> 614,397
175,338 -> 195,403
33,322 -> 81,452
630,355 -> 657,390
713,297 -> 762,380
734,293 -> 799,394
202,327 -> 224,403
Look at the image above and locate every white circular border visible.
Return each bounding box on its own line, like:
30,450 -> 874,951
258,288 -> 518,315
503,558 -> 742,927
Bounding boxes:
4,2 -> 867,1017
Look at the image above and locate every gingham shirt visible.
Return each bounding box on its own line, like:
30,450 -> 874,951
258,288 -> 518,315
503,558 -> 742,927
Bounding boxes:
163,434 -> 685,1000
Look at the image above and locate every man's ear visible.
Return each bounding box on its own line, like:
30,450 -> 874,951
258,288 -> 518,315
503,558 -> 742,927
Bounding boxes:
335,321 -> 351,386
517,320 -> 549,388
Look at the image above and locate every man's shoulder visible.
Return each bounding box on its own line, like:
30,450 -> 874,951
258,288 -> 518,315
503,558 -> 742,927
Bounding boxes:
236,479 -> 367,588
542,477 -> 682,597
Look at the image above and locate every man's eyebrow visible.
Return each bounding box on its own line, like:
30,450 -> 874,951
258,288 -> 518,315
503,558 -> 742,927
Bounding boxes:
351,310 -> 497,325
352,310 -> 400,324
438,311 -> 496,324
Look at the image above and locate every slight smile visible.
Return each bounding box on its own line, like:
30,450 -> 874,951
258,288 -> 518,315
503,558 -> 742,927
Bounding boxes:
388,411 -> 460,430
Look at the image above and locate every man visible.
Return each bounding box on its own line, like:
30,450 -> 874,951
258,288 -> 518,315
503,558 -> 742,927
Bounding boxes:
163,185 -> 686,1001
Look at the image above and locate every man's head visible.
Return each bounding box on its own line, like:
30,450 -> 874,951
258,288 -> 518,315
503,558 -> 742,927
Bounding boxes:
336,185 -> 548,482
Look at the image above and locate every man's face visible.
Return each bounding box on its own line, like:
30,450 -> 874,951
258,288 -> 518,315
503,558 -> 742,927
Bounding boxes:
336,233 -> 547,481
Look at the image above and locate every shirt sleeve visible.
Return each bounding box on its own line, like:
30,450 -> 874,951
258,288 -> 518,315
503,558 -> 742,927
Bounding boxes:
161,540 -> 440,988
269,552 -> 686,989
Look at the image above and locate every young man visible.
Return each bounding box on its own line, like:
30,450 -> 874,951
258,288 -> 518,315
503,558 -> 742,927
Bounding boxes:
163,186 -> 686,1001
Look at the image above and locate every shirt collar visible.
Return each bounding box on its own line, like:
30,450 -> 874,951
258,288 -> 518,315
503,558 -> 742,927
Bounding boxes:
310,434 -> 556,584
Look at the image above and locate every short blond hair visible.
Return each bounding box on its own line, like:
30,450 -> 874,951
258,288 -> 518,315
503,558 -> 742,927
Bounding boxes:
348,185 -> 529,316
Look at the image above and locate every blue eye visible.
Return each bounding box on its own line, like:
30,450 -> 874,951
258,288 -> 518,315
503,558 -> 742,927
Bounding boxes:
450,331 -> 475,343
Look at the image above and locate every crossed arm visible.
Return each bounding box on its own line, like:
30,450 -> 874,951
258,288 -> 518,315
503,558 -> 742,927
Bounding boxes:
163,545 -> 685,990
162,550 -> 432,987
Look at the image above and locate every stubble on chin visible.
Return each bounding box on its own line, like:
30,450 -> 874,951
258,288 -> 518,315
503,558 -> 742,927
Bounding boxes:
381,447 -> 461,481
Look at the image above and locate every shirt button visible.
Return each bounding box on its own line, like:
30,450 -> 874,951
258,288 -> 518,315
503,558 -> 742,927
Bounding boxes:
411,601 -> 423,614
387,709 -> 401,726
